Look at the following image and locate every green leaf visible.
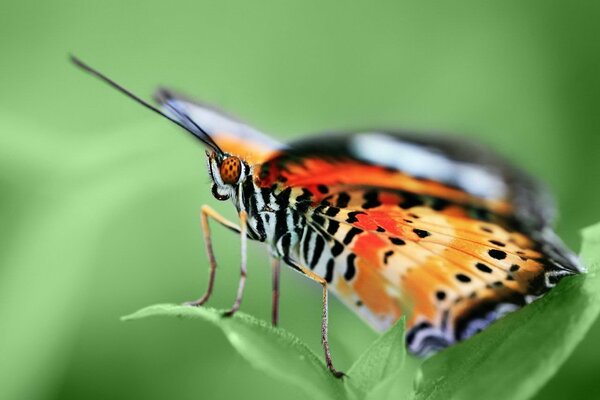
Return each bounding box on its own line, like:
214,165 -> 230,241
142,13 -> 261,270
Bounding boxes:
363,358 -> 419,400
346,317 -> 410,398
413,222 -> 600,400
122,304 -> 346,400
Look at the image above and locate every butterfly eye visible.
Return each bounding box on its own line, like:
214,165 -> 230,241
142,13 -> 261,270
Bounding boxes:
219,156 -> 242,185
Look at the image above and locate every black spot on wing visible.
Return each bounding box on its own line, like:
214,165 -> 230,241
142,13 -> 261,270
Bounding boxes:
389,237 -> 406,245
488,249 -> 507,260
331,241 -> 344,257
475,263 -> 493,273
327,220 -> 340,235
383,250 -> 394,264
325,207 -> 340,217
345,254 -> 356,281
343,227 -> 363,245
325,259 -> 334,283
303,228 -> 313,263
317,184 -> 329,194
310,235 -> 325,269
362,190 -> 381,209
336,192 -> 351,208
347,211 -> 366,223
413,228 -> 431,238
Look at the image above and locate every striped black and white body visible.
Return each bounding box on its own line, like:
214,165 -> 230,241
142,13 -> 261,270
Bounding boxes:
209,154 -> 306,265
209,152 -> 357,294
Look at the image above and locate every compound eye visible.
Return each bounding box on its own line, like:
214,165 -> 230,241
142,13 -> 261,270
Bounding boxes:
219,156 -> 242,184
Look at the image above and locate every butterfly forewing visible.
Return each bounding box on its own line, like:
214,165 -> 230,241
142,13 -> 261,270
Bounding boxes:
156,88 -> 286,164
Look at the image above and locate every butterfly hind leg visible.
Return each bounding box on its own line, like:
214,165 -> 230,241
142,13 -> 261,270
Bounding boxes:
286,258 -> 345,379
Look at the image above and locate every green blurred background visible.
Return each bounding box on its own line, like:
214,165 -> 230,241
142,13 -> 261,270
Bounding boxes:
1,1 -> 599,399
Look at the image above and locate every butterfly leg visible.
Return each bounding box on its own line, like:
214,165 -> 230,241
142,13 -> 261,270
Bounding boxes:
222,210 -> 248,317
271,257 -> 281,326
287,259 -> 344,378
185,205 -> 241,307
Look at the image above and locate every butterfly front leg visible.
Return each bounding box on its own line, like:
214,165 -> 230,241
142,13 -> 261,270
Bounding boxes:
286,258 -> 345,379
188,206 -> 283,326
185,205 -> 241,307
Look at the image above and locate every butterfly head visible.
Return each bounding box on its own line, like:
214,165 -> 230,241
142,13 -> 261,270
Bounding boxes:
207,151 -> 249,201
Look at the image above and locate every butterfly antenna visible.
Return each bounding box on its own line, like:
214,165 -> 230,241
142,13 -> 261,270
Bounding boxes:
70,55 -> 223,154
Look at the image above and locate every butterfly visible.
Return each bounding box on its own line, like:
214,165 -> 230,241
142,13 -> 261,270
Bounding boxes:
72,56 -> 584,377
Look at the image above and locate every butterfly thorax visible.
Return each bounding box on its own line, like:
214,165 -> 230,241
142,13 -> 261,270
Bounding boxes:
206,152 -> 304,259
237,170 -> 307,258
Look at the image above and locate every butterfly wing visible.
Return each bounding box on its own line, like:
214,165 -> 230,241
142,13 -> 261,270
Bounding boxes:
155,89 -> 286,164
258,131 -> 582,355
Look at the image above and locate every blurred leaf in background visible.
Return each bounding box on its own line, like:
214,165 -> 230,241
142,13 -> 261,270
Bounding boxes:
1,1 -> 600,399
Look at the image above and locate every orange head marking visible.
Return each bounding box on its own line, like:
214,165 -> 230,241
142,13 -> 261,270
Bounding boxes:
219,156 -> 242,184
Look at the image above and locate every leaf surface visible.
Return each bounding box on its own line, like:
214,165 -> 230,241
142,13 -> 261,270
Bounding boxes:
346,317 -> 411,399
123,304 -> 346,400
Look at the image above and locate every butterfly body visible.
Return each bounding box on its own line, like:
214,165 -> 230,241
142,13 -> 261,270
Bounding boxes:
73,56 -> 584,375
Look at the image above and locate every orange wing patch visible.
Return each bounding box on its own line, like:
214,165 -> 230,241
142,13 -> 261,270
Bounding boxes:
259,157 -> 512,215
296,187 -> 550,354
215,134 -> 280,165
